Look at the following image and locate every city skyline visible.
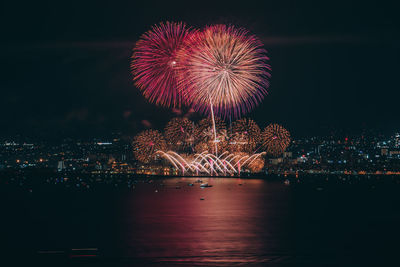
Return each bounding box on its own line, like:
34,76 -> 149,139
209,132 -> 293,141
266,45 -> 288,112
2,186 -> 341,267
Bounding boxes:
1,130 -> 399,175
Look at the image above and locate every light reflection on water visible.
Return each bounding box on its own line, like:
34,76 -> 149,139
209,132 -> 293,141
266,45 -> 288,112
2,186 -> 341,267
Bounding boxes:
2,176 -> 398,266
117,178 -> 292,264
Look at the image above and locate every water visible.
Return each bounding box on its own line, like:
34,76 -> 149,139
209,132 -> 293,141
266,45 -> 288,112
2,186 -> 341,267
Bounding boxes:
1,177 -> 399,266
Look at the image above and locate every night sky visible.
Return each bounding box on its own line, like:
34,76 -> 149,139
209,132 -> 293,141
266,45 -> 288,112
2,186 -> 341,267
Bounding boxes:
1,0 -> 399,139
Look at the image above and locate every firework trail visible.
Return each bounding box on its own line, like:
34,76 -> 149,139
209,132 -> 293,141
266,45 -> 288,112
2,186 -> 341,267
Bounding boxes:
177,24 -> 271,118
194,117 -> 229,154
196,117 -> 226,142
131,22 -> 195,108
156,150 -> 266,175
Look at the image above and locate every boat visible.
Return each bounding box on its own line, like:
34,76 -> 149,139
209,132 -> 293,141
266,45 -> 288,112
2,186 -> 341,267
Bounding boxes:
200,183 -> 212,188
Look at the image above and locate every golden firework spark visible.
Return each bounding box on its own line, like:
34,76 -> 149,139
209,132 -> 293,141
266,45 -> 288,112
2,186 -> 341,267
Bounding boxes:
132,130 -> 167,163
262,124 -> 291,156
230,118 -> 261,153
164,117 -> 196,148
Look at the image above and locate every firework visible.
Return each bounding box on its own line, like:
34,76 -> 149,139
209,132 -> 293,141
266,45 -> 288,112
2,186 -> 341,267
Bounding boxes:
156,150 -> 266,175
177,24 -> 271,118
132,130 -> 167,163
207,139 -> 228,154
131,22 -> 195,108
196,117 -> 226,142
247,157 -> 265,173
230,118 -> 261,153
194,117 -> 228,153
194,142 -> 209,154
262,124 -> 291,156
164,117 -> 196,148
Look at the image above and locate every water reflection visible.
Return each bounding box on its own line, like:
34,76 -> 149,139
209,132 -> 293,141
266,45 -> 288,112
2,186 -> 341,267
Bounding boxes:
2,176 -> 398,265
118,178 -> 292,264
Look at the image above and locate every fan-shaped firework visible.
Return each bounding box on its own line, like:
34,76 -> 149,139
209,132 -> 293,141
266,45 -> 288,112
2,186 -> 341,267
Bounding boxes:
164,117 -> 195,148
131,21 -> 195,108
132,130 -> 167,163
177,24 -> 271,118
262,124 -> 291,156
230,118 -> 261,153
156,150 -> 265,175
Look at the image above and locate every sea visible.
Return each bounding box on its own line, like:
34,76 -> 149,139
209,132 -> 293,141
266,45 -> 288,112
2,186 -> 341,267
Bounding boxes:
0,176 -> 399,266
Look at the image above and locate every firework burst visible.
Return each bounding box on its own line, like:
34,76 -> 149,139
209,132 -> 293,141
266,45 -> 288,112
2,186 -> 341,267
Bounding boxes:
177,24 -> 271,118
164,117 -> 196,148
132,130 -> 167,163
247,157 -> 265,173
131,21 -> 195,108
262,124 -> 291,156
196,117 -> 226,142
195,117 -> 228,153
230,118 -> 261,153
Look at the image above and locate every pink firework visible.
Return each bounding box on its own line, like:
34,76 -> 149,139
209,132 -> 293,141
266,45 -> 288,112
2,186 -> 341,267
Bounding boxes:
131,22 -> 195,108
177,24 -> 271,118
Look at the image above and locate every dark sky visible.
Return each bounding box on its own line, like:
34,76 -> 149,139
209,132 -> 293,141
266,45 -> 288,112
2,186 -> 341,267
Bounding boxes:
1,0 -> 399,139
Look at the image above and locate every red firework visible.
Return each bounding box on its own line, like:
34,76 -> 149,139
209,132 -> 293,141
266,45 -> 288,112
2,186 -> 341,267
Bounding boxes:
131,22 -> 196,108
177,24 -> 271,118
